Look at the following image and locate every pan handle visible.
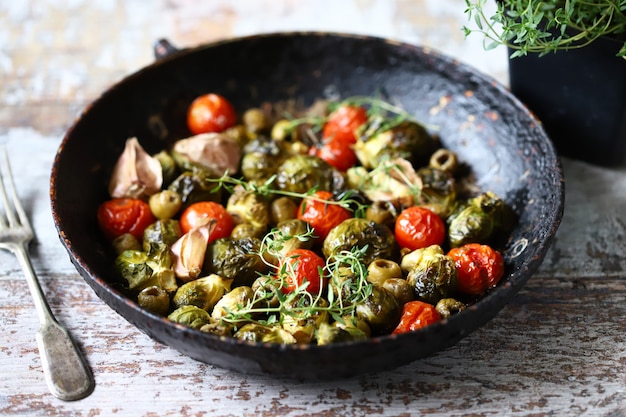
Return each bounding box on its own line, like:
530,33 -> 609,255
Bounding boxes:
153,38 -> 180,60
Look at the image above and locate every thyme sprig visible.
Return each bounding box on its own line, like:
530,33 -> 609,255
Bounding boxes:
207,172 -> 370,217
464,0 -> 626,58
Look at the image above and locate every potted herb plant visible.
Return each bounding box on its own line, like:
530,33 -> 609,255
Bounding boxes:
464,0 -> 626,166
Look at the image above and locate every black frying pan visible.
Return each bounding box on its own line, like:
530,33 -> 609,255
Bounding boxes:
50,32 -> 564,379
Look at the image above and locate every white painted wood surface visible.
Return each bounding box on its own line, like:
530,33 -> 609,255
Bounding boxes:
1,1 -> 625,416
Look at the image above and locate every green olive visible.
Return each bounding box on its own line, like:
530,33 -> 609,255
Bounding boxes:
271,119 -> 292,141
149,190 -> 182,219
365,201 -> 398,228
137,286 -> 171,316
382,278 -> 415,305
243,108 -> 268,133
367,259 -> 403,286
269,196 -> 298,224
429,148 -> 458,173
435,298 -> 466,318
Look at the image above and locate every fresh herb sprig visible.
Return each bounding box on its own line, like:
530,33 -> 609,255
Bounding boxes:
207,172 -> 370,217
464,0 -> 626,58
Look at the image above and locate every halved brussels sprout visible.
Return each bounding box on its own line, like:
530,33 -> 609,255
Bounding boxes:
142,219 -> 182,255
354,119 -> 437,169
172,274 -> 233,312
275,155 -> 335,194
281,296 -> 330,344
211,286 -> 255,321
403,245 -> 458,304
447,191 -> 510,248
168,170 -> 222,209
114,249 -> 177,293
168,305 -> 211,329
355,285 -> 402,336
205,237 -> 268,288
226,185 -> 270,231
322,218 -> 397,266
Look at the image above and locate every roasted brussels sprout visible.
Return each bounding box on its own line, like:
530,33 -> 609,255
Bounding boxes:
168,305 -> 211,329
331,315 -> 372,338
415,167 -> 457,218
211,286 -> 255,320
240,136 -> 284,182
205,237 -> 268,288
354,119 -> 437,169
272,219 -> 314,256
137,285 -> 171,316
403,245 -> 458,304
168,170 -> 222,209
142,219 -> 182,255
251,276 -> 281,308
355,285 -> 402,335
316,322 -> 368,345
234,323 -> 297,344
281,296 -> 330,344
172,274 -> 233,312
447,191 -> 509,248
231,223 -> 266,240
114,249 -> 177,293
199,319 -> 234,337
322,218 -> 397,266
275,155 -> 336,194
226,185 -> 270,231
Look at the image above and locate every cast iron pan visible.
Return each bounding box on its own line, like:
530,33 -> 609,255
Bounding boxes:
50,32 -> 564,379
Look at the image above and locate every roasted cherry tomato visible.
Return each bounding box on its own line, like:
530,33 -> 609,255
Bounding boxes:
297,190 -> 352,241
392,300 -> 441,334
97,198 -> 155,241
179,201 -> 234,242
187,93 -> 237,134
448,243 -> 504,295
394,206 -> 446,251
309,138 -> 357,172
280,249 -> 326,295
322,104 -> 368,145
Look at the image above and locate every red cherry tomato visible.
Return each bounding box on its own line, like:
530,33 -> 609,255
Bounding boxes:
297,191 -> 352,241
310,138 -> 357,172
97,198 -> 155,241
187,93 -> 237,134
448,243 -> 504,295
280,249 -> 326,295
394,206 -> 446,251
322,104 -> 368,145
179,201 -> 234,243
392,301 -> 441,334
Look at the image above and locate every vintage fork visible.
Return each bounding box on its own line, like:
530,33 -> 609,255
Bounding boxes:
0,146 -> 94,400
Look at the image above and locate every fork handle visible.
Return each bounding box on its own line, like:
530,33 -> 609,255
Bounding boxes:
14,244 -> 95,401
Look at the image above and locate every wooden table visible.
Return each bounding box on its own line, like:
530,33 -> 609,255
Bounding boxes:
1,1 -> 624,415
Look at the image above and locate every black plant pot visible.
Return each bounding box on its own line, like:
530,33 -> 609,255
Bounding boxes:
508,35 -> 626,167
